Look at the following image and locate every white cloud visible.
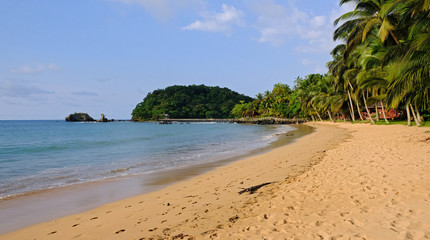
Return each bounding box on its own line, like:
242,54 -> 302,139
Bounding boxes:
182,4 -> 245,33
250,1 -> 302,46
311,15 -> 326,27
251,0 -> 352,52
10,63 -> 59,74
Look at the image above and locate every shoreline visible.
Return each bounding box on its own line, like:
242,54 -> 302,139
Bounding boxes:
2,122 -> 429,239
0,124 -> 312,235
0,123 -> 345,239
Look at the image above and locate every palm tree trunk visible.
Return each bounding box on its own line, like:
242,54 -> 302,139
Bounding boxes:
380,101 -> 389,124
347,89 -> 356,121
311,115 -> 315,122
347,103 -> 352,121
327,110 -> 334,123
414,104 -> 422,123
375,102 -> 380,122
406,104 -> 411,126
390,31 -> 400,45
362,90 -> 375,124
356,101 -> 364,121
410,104 -> 421,126
312,106 -> 323,121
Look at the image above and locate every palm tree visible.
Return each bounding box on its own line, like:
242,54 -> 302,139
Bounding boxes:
296,75 -> 325,121
355,33 -> 393,124
335,0 -> 401,46
323,0 -> 430,125
327,44 -> 360,121
383,0 -> 430,125
332,0 -> 430,125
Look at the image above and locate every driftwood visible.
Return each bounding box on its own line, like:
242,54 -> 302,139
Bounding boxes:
238,182 -> 274,195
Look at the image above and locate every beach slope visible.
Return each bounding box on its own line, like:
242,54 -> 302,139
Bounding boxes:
1,123 -> 429,239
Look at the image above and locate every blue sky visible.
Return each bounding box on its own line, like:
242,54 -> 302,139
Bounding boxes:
0,0 -> 353,120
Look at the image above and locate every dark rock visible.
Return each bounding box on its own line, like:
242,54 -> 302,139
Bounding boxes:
65,113 -> 95,122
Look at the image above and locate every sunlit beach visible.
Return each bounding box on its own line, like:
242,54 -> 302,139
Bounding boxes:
1,0 -> 429,239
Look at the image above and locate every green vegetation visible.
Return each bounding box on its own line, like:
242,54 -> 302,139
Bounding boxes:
133,0 -> 429,126
232,0 -> 430,127
328,0 -> 430,126
131,85 -> 253,121
65,112 -> 95,122
231,83 -> 302,118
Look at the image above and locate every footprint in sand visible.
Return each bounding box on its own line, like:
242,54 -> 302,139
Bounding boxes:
360,206 -> 370,213
201,229 -> 217,236
72,224 -> 80,227
348,218 -> 364,227
90,217 -> 98,220
229,215 -> 239,223
48,231 -> 57,235
115,229 -> 125,234
340,212 -> 349,217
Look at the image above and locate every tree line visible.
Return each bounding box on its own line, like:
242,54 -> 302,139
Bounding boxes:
131,85 -> 253,120
232,0 -> 430,126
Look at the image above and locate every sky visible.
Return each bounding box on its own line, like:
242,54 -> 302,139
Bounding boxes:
0,0 -> 353,120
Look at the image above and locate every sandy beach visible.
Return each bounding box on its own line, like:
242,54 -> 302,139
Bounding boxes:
1,122 -> 429,239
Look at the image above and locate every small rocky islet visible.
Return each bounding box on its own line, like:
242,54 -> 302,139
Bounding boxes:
65,113 -> 113,122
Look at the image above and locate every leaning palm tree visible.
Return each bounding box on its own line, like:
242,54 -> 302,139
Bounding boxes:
328,43 -> 361,121
356,33 -> 393,124
334,0 -> 402,60
296,74 -> 326,121
327,0 -> 430,125
384,0 -> 430,125
310,75 -> 336,122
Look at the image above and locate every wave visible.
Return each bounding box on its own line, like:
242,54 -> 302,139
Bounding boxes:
0,121 -> 296,200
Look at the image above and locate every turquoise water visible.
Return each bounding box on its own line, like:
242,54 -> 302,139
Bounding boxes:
0,120 -> 294,199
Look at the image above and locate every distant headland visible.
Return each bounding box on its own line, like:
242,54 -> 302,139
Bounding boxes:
131,84 -> 253,121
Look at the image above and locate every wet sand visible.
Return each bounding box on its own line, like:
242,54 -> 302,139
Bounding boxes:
2,122 -> 430,239
0,124 -> 312,235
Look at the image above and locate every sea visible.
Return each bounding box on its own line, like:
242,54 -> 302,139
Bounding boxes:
0,120 -> 297,200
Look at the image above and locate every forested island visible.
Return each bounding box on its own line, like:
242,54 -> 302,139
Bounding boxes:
131,85 -> 253,121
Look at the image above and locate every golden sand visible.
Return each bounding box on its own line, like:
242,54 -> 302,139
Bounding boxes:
1,123 -> 429,239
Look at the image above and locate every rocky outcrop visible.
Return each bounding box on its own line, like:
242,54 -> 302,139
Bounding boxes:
98,114 -> 113,122
65,113 -> 95,122
66,113 -> 114,122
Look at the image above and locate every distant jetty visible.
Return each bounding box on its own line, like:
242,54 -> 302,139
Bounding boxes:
158,118 -> 307,125
65,113 -> 114,122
